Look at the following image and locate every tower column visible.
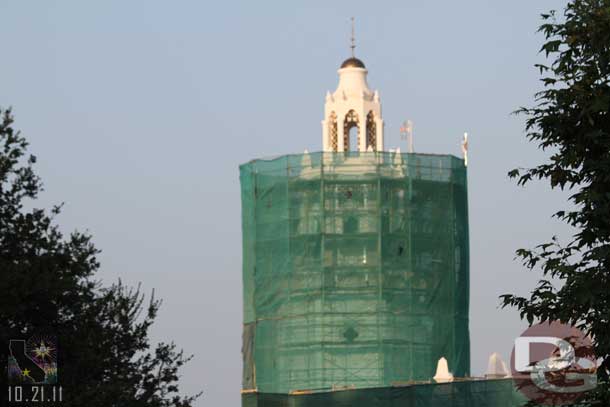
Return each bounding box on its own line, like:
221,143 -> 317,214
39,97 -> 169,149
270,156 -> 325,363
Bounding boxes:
376,118 -> 384,152
359,109 -> 367,152
322,120 -> 329,151
337,117 -> 345,152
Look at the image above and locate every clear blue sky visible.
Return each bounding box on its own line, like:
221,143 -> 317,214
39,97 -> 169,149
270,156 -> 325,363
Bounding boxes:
1,1 -> 571,405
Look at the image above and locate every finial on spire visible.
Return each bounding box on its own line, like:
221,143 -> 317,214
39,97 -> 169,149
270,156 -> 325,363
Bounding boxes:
400,120 -> 414,153
350,17 -> 356,57
461,132 -> 469,166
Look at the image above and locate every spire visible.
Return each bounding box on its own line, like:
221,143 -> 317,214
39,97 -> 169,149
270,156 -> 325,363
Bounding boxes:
339,17 -> 365,68
350,17 -> 356,57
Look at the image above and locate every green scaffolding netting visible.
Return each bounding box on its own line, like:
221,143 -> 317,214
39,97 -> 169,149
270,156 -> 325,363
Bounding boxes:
241,380 -> 528,407
240,152 -> 470,394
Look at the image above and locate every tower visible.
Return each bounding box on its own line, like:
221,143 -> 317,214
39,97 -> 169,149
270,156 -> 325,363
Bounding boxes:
322,23 -> 384,152
240,34 -> 469,397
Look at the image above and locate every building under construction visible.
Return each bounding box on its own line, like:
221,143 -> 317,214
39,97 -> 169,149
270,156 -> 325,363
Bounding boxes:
239,50 -> 523,406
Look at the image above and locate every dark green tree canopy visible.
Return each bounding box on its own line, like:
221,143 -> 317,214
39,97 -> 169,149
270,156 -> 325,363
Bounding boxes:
502,0 -> 610,404
0,108 -> 200,406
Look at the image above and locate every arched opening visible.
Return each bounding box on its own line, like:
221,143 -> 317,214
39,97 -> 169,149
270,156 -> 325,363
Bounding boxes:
366,111 -> 376,151
328,111 -> 338,152
343,110 -> 359,152
348,126 -> 358,151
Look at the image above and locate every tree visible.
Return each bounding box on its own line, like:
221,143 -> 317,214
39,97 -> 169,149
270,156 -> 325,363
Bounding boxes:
0,108 -> 201,406
501,0 -> 610,404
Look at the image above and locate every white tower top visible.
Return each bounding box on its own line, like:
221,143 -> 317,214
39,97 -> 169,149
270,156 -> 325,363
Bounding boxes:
322,21 -> 384,152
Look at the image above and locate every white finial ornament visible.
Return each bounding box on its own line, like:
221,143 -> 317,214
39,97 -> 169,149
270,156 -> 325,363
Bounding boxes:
400,120 -> 414,153
461,132 -> 468,166
302,149 -> 312,168
433,357 -> 454,383
485,353 -> 509,379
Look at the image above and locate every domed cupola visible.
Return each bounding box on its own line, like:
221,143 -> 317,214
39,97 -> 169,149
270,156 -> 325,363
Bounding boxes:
340,57 -> 366,69
321,20 -> 384,153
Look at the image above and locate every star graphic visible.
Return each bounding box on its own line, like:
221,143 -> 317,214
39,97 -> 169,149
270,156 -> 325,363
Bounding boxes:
23,368 -> 31,377
33,341 -> 53,359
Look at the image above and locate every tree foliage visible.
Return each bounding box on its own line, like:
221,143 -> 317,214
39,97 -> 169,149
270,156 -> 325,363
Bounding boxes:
502,0 -> 610,403
0,108 -> 200,406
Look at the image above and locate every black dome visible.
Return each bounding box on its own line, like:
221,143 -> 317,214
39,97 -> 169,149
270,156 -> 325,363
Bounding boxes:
340,57 -> 366,69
